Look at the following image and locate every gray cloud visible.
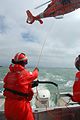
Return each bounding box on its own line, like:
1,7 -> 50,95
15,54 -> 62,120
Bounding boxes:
0,0 -> 80,68
0,15 -> 8,34
21,32 -> 38,42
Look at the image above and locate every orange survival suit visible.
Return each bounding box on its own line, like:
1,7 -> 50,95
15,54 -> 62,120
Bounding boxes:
3,64 -> 38,120
72,71 -> 80,102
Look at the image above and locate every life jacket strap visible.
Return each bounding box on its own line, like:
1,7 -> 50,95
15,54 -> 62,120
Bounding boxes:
4,88 -> 29,97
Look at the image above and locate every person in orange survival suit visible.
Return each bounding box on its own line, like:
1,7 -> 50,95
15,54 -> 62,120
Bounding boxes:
66,55 -> 80,102
3,52 -> 39,120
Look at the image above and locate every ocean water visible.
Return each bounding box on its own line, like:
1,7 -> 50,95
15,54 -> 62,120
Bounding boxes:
0,66 -> 77,106
0,66 -> 76,92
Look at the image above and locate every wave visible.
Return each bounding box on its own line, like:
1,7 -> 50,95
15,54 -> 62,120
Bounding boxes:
64,80 -> 74,87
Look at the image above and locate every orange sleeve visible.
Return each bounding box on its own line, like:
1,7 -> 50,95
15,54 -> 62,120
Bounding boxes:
17,69 -> 39,86
26,69 -> 38,82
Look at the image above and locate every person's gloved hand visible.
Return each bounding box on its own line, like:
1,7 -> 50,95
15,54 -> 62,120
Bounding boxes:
34,67 -> 39,71
31,80 -> 39,88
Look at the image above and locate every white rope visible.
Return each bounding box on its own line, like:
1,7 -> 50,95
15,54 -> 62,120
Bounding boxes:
36,21 -> 56,67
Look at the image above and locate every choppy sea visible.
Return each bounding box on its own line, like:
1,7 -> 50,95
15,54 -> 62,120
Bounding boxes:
0,66 -> 77,107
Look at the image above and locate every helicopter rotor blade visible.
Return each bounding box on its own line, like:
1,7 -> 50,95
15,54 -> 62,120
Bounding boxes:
34,0 -> 51,9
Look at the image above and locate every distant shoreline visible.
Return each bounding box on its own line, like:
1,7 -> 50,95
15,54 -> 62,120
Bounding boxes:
0,65 -> 75,69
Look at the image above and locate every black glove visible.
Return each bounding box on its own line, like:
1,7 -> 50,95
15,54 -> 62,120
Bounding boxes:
31,80 -> 39,88
65,93 -> 72,98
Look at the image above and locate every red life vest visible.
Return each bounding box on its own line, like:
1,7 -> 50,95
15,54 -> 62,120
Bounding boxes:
72,71 -> 80,102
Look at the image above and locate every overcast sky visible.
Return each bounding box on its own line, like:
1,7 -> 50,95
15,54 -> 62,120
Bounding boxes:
0,0 -> 80,68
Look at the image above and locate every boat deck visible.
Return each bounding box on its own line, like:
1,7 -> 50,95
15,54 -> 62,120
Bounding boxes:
0,95 -> 80,120
34,106 -> 80,120
1,106 -> 80,120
